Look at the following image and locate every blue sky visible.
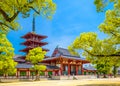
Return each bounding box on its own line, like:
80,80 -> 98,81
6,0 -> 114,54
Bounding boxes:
7,0 -> 107,56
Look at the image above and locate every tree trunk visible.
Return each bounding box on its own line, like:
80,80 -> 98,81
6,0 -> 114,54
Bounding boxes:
97,74 -> 99,78
103,74 -> 107,78
4,73 -> 7,79
102,72 -> 107,78
35,70 -> 40,81
113,65 -> 117,78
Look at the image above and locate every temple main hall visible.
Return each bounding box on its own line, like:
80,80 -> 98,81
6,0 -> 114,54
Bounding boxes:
14,31 -> 96,78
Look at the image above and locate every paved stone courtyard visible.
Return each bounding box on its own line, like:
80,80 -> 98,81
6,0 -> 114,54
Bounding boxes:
1,79 -> 120,86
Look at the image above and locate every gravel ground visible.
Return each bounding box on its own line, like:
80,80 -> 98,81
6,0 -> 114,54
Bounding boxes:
1,78 -> 120,86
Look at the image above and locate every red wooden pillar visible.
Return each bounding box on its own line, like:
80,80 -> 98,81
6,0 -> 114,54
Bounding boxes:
16,70 -> 18,78
53,70 -> 55,76
57,70 -> 59,76
27,69 -> 30,78
60,63 -> 63,75
45,71 -> 48,77
68,62 -> 70,75
94,71 -> 96,75
81,62 -> 83,75
76,65 -> 78,75
16,69 -> 20,78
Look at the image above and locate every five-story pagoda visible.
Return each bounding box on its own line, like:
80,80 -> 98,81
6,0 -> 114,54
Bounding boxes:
20,17 -> 49,55
15,17 -> 49,78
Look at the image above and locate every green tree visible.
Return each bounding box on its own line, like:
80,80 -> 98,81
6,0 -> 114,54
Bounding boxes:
69,0 -> 120,77
69,32 -> 115,77
0,32 -> 17,78
0,0 -> 56,33
92,0 -> 120,57
26,47 -> 46,81
94,0 -> 119,12
94,0 -> 120,77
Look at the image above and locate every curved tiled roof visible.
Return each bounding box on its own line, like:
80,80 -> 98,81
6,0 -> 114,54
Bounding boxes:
83,65 -> 96,71
16,63 -> 59,70
52,47 -> 81,58
46,65 -> 59,69
13,55 -> 26,62
16,63 -> 33,68
44,47 -> 87,62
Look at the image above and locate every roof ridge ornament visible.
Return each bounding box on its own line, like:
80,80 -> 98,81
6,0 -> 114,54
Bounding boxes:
56,45 -> 59,49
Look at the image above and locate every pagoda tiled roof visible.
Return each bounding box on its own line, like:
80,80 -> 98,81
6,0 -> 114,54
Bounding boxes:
21,32 -> 47,39
20,47 -> 49,53
21,40 -> 48,46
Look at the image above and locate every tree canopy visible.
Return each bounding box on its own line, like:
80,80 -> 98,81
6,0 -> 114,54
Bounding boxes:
0,32 -> 17,76
94,0 -> 120,12
69,0 -> 120,77
26,47 -> 46,80
0,0 -> 56,33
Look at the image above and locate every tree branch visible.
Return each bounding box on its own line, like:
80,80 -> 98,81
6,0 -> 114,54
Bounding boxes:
0,22 -> 14,30
28,6 -> 40,14
7,11 -> 20,22
84,49 -> 120,57
0,0 -> 35,23
110,31 -> 118,37
0,8 -> 19,22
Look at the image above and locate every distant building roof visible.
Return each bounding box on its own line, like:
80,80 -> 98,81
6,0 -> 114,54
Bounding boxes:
117,67 -> 120,70
83,65 -> 96,71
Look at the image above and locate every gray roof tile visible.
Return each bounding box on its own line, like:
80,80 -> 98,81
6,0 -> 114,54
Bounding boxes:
52,47 -> 81,58
83,65 -> 96,71
16,63 -> 59,70
16,63 -> 33,68
13,55 -> 26,62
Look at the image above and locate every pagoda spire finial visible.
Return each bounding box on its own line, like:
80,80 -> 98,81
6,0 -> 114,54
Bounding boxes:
32,16 -> 35,33
56,45 -> 59,49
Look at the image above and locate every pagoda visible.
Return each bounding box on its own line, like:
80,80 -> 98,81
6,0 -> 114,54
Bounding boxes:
20,17 -> 49,55
15,17 -> 59,78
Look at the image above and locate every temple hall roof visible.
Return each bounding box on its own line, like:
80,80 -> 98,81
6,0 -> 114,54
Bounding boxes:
52,47 -> 81,58
16,63 -> 59,70
42,47 -> 89,63
13,55 -> 26,62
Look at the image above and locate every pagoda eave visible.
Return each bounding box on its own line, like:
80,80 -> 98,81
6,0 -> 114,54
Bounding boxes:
20,48 -> 49,53
20,41 -> 48,46
21,32 -> 47,39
